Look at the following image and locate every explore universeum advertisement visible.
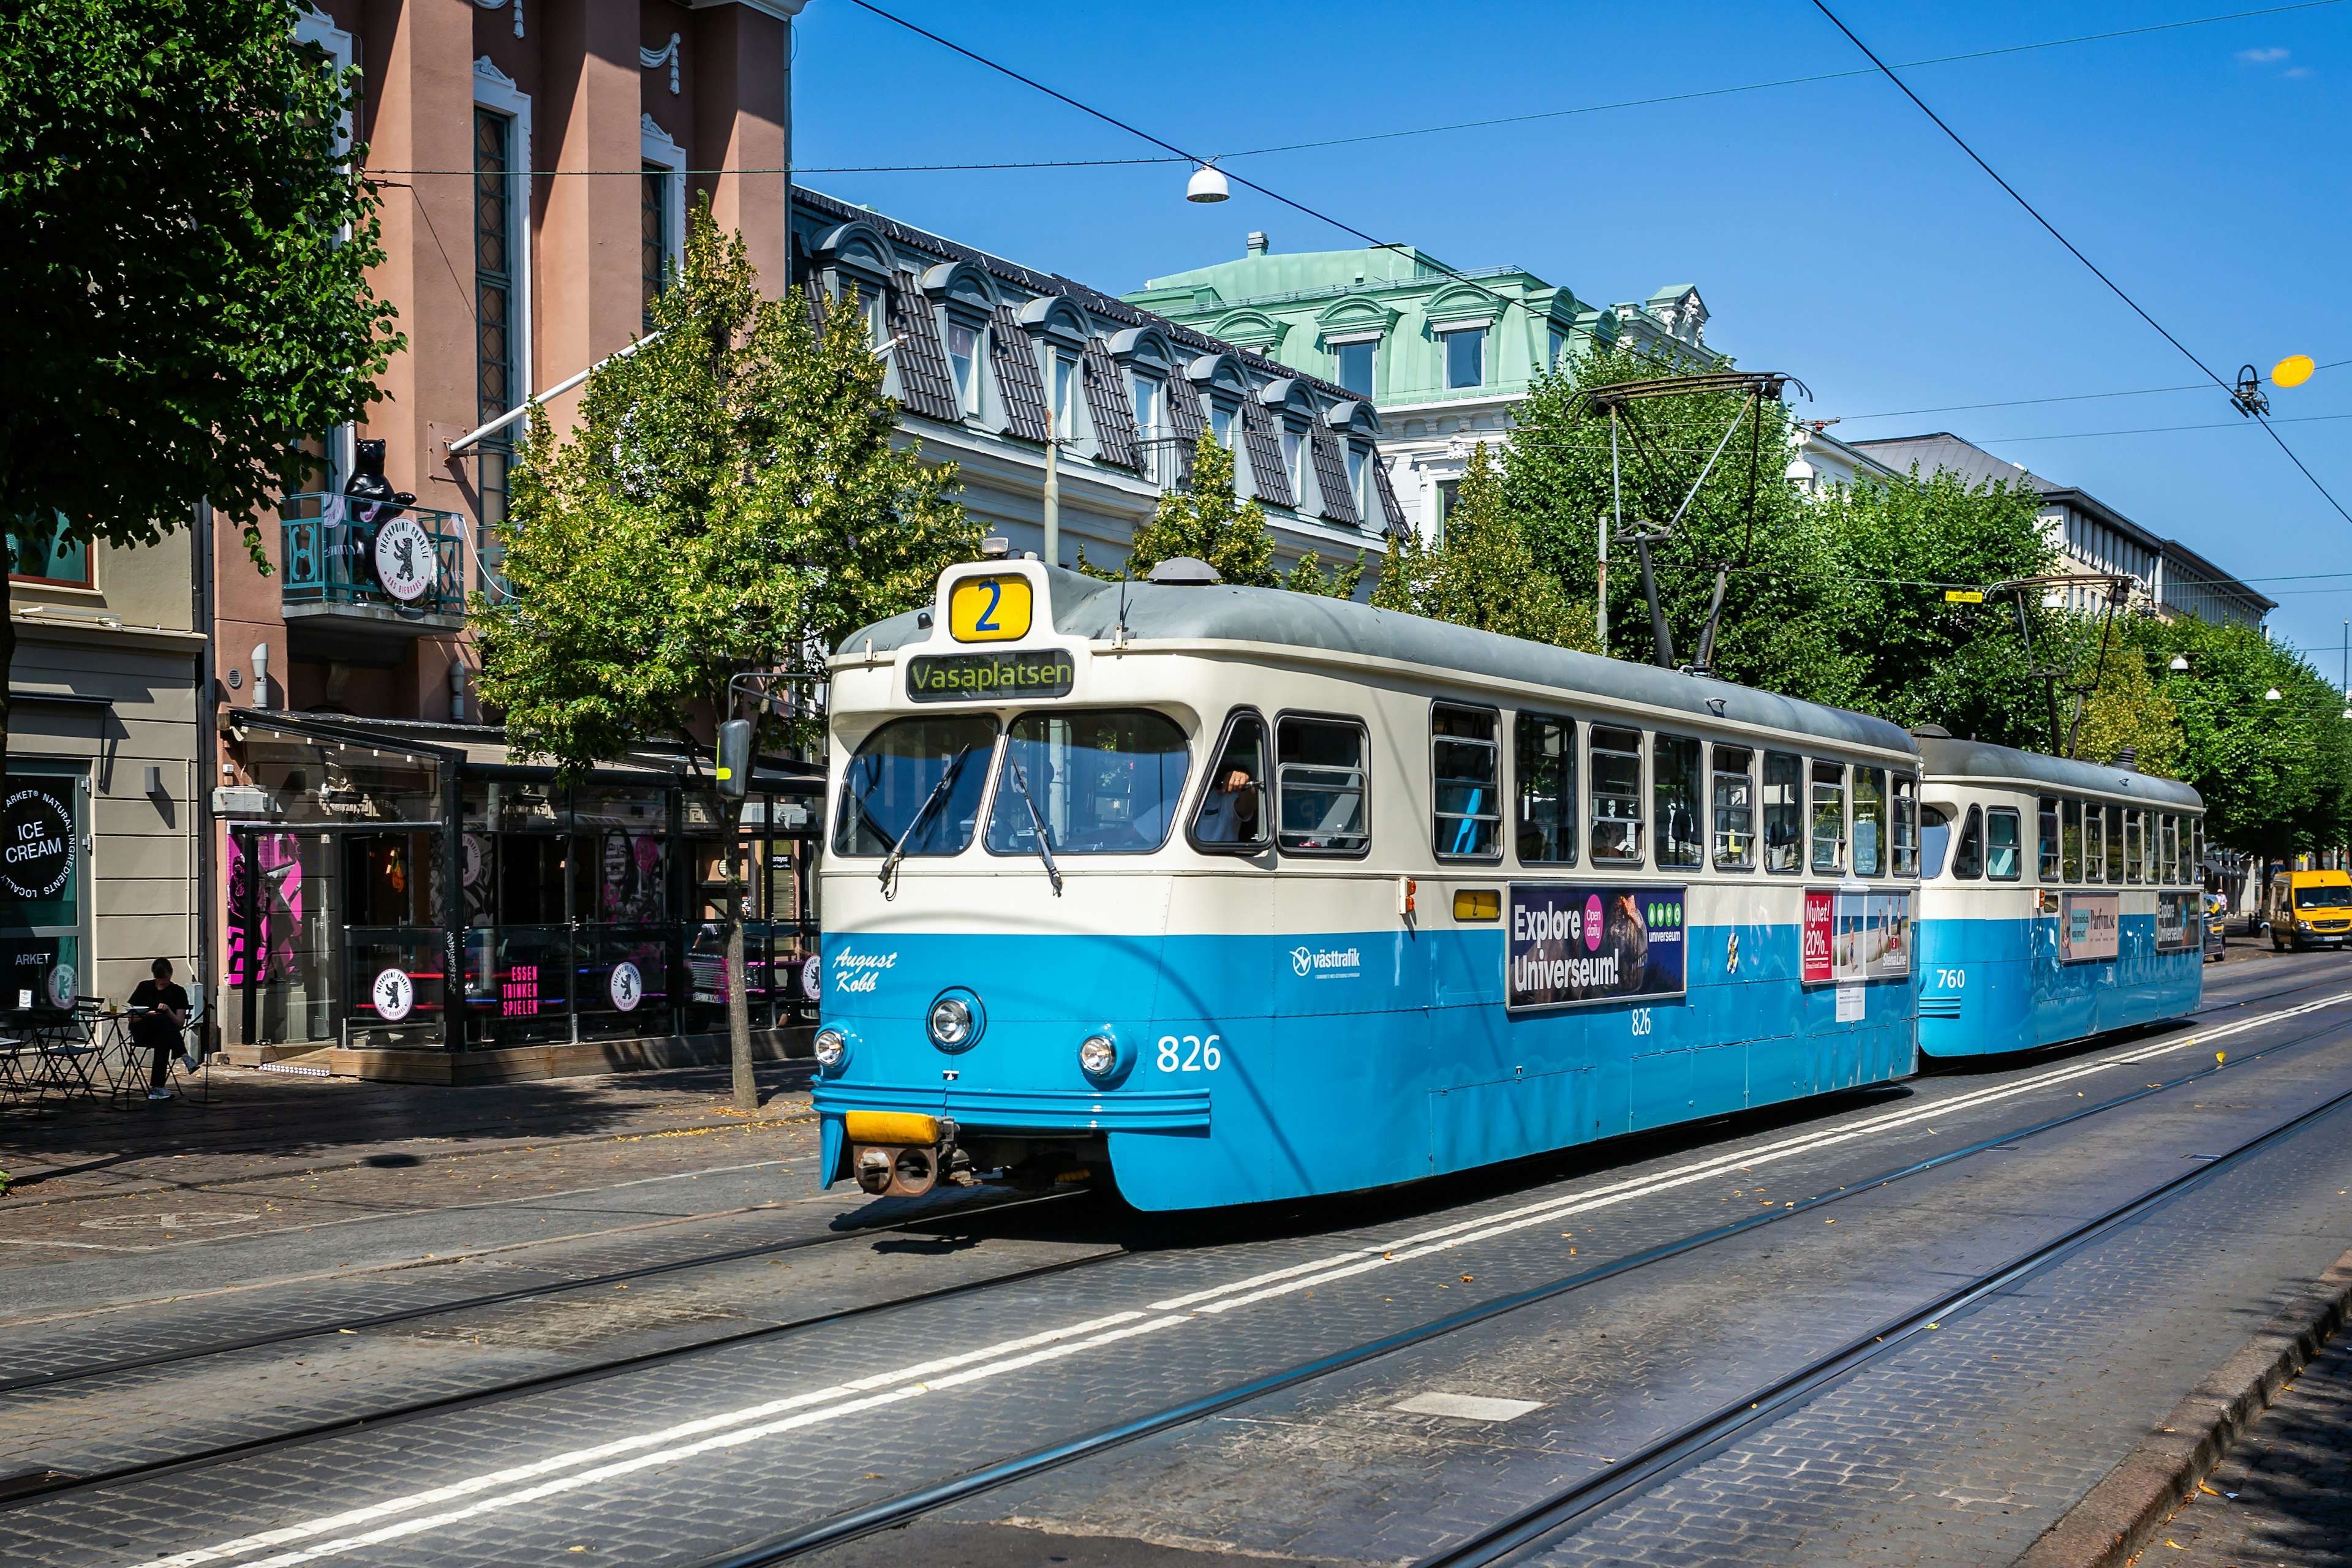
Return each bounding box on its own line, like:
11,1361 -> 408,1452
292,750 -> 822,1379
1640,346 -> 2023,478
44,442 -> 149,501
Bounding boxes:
1507,884 -> 1687,1011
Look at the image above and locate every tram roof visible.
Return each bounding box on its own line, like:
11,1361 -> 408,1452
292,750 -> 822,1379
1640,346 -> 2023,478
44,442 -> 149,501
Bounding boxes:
853,568 -> 1919,756
1917,735 -> 2203,809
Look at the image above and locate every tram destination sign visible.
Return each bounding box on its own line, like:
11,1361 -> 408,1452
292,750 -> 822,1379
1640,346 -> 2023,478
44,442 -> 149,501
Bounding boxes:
1507,883 -> 1686,1011
906,649 -> 1074,703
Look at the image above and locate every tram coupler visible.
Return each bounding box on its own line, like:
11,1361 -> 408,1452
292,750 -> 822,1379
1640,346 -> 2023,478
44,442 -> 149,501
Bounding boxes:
845,1111 -> 957,1199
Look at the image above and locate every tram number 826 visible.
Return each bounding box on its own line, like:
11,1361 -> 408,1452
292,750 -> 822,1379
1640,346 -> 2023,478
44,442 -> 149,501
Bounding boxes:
1157,1034 -> 1224,1072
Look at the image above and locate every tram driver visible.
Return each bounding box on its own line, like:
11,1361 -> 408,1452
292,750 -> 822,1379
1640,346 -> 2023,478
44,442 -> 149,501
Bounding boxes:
1196,761 -> 1262,844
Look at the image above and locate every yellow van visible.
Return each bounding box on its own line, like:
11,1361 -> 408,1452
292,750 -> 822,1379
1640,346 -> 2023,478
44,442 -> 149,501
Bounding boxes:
2266,869 -> 2352,951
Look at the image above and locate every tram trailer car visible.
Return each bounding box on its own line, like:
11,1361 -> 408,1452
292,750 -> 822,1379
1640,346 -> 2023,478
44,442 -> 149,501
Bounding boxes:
1913,734 -> 2206,1058
810,559 -> 1926,1212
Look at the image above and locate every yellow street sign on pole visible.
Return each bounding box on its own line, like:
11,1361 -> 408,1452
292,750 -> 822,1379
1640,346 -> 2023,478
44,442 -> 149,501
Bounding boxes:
1945,589 -> 1985,603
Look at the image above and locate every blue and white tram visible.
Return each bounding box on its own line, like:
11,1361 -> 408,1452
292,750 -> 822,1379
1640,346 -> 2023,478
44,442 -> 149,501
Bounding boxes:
809,559 -> 1926,1211
1913,734 -> 2206,1058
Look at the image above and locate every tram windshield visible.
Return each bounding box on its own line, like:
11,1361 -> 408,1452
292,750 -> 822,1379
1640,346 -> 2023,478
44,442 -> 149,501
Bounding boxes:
986,709 -> 1191,855
834,715 -> 997,858
2294,884 -> 2352,909
1920,804 -> 1952,878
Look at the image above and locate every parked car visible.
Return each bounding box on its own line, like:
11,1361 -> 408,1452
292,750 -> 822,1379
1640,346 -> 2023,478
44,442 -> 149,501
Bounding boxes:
2204,892 -> 2228,963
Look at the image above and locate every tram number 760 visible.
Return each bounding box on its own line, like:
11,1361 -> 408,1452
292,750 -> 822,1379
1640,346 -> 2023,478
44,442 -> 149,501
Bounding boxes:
1934,969 -> 1966,989
1156,1034 -> 1224,1072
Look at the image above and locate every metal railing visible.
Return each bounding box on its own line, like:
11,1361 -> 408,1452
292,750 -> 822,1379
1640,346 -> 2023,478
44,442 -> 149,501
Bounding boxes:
1134,436 -> 1196,495
279,492 -> 469,617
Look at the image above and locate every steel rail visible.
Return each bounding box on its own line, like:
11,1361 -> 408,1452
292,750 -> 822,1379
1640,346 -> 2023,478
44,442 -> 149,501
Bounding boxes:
1414,1074 -> 2352,1565
678,1004 -> 2352,1567
1,1243 -> 1126,1510
0,1187 -> 1076,1397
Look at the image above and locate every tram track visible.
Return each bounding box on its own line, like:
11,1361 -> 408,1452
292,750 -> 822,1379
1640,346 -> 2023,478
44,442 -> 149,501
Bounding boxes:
0,1238 -> 1126,1512
0,1186 -> 1081,1398
1412,1074 -> 2352,1566
679,993 -> 2352,1566
23,984 -> 2345,1546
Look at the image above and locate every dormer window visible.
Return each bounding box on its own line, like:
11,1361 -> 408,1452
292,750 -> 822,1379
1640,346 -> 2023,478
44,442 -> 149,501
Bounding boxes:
1335,339 -> 1376,396
1442,325 -> 1485,390
1346,447 -> 1368,519
1548,326 -> 1570,369
947,322 -> 980,413
1211,405 -> 1235,447
1281,425 -> 1306,500
1132,375 -> 1161,440
1051,354 -> 1078,439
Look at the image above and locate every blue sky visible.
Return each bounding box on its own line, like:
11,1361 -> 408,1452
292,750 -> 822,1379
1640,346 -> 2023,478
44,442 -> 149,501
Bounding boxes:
793,1 -> 2352,666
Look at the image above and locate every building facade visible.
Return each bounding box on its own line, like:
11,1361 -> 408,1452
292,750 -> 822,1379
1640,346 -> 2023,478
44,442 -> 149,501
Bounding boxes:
6,522 -> 206,1019
1849,433 -> 2275,628
1124,234 -> 1715,538
202,0 -> 817,1076
794,195 -> 1408,573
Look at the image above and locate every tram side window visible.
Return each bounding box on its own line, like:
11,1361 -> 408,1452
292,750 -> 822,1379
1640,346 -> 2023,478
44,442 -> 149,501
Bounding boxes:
2062,799 -> 2083,882
2124,809 -> 2145,884
2084,805 -> 2105,883
2038,797 -> 2061,882
2192,818 -> 2205,882
1920,804 -> 1952,878
1654,733 -> 1703,869
833,714 -> 999,858
1985,807 -> 2021,881
1515,713 -> 1577,865
1811,761 -> 1847,873
1276,716 -> 1370,855
1712,745 -> 1755,870
1952,804 -> 1985,879
1191,712 -> 1270,851
1853,767 -> 1887,876
1893,775 -> 1920,876
2162,813 -> 2180,883
2105,804 -> 2125,884
1431,705 -> 1502,861
1762,751 -> 1803,873
1589,725 -> 1644,865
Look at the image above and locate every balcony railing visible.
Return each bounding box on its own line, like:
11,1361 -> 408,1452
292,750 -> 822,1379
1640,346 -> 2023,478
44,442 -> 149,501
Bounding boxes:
279,492 -> 470,618
1134,436 -> 1196,496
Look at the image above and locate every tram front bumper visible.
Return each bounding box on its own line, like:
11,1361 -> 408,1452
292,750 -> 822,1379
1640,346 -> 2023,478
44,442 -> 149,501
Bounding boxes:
845,1110 -> 948,1198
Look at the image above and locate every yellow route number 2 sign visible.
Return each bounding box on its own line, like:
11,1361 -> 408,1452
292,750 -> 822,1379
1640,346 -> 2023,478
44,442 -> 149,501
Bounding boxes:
949,575 -> 1033,642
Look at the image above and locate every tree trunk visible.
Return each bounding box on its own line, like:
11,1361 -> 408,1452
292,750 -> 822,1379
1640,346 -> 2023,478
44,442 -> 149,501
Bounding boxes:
725,823 -> 756,1112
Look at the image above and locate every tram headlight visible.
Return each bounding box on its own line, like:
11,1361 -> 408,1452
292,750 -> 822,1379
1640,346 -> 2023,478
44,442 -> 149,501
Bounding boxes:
812,1028 -> 848,1071
1079,1033 -> 1118,1079
929,997 -> 973,1047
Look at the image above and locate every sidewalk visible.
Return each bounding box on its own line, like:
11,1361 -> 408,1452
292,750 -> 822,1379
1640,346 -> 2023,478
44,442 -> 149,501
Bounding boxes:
0,1058 -> 829,1319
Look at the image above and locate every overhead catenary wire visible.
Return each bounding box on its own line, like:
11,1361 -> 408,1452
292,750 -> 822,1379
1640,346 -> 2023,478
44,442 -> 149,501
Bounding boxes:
369,0 -> 2339,179
1810,0 -> 2352,527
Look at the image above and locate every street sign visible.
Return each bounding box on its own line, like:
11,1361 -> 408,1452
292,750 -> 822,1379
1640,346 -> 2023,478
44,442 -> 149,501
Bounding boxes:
1944,590 -> 1985,603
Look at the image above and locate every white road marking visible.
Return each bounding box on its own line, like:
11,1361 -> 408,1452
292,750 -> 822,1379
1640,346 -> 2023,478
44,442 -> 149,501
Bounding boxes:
129,990 -> 2350,1568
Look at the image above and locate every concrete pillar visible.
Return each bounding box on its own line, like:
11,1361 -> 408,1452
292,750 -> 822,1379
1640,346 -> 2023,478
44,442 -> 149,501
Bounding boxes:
691,2 -> 794,296
535,0 -> 643,431
359,0 -> 479,505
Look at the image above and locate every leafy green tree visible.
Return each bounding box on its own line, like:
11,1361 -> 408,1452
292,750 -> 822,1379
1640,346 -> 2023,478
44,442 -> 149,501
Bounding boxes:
475,206 -> 974,1106
2067,630 -> 2184,775
0,0 -> 399,745
1371,442 -> 1596,650
1500,348 -> 1848,699
1081,431 -> 1360,595
2120,616 -> 2352,863
1809,467 -> 2062,747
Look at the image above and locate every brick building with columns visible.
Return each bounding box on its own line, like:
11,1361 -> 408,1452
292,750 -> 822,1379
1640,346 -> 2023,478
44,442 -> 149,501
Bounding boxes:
205,0 -> 819,1077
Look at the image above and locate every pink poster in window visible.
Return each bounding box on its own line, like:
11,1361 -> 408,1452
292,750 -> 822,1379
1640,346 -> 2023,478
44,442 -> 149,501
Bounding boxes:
1801,889 -> 1834,984
225,832 -> 303,986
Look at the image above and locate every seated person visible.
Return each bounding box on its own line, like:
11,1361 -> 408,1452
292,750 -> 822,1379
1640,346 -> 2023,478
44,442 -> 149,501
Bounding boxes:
1194,763 -> 1262,845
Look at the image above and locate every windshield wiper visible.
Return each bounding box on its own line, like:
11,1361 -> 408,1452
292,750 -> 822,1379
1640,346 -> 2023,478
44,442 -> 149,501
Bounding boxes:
877,745 -> 976,889
1001,748 -> 1064,896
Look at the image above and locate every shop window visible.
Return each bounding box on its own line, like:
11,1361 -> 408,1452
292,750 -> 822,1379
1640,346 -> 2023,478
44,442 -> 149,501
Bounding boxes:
7,510 -> 89,588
